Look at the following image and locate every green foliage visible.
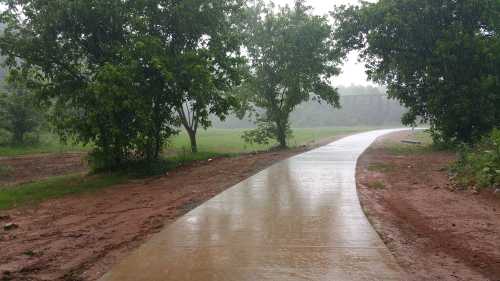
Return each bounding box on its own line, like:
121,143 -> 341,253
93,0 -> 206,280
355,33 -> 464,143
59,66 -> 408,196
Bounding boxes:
452,129 -> 500,189
0,78 -> 43,145
241,121 -> 277,146
0,0 -> 246,169
169,0 -> 246,153
333,0 -> 500,145
241,0 -> 341,148
0,0 -> 174,168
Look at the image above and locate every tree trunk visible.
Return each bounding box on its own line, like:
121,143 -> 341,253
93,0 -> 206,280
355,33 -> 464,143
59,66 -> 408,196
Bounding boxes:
276,120 -> 287,149
12,130 -> 24,145
187,128 -> 198,153
277,131 -> 287,148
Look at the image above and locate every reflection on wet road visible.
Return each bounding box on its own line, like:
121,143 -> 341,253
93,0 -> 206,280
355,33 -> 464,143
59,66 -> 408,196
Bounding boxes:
100,129 -> 406,281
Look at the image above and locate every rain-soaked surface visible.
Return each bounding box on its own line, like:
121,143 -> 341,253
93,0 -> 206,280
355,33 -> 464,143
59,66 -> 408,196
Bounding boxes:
99,129 -> 407,281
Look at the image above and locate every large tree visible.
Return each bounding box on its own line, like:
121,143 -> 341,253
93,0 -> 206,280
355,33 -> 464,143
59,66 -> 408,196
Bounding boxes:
0,0 -> 177,169
333,0 -> 500,145
243,0 -> 341,148
0,0 -> 246,168
161,0 -> 245,153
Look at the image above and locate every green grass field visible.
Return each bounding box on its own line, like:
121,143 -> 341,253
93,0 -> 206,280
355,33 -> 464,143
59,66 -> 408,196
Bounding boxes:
0,127 -> 376,157
169,127 -> 375,154
0,127 -> 378,209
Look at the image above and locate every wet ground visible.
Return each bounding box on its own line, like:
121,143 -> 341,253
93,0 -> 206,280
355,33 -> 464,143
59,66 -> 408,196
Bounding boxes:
357,131 -> 500,281
99,130 -> 405,281
0,148 -> 312,281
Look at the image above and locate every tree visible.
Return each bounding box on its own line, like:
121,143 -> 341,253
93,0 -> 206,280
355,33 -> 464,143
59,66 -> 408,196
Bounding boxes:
0,77 -> 42,145
332,0 -> 500,145
0,0 -> 246,168
0,0 -> 177,169
160,0 -> 245,153
242,0 -> 341,148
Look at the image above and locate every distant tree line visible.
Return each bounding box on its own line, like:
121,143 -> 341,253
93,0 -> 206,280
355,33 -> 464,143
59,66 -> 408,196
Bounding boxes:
212,87 -> 406,129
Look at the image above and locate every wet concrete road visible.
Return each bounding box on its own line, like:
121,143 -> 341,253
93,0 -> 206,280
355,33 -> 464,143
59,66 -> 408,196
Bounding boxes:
100,129 -> 406,281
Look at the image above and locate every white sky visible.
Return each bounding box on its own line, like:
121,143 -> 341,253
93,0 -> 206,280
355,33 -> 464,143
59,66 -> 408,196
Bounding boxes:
271,0 -> 377,87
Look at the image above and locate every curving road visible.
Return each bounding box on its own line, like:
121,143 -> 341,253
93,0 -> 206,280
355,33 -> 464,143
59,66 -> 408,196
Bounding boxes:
100,129 -> 407,281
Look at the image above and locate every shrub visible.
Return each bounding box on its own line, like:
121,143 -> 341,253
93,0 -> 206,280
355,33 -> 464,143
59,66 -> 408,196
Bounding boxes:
452,129 -> 500,189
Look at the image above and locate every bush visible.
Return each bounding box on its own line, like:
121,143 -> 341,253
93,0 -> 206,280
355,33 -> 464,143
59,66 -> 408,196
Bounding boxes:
452,129 -> 500,189
241,121 -> 275,146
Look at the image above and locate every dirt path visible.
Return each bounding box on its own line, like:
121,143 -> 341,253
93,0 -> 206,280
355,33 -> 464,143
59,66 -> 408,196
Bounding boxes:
357,131 -> 500,281
0,145 -> 324,281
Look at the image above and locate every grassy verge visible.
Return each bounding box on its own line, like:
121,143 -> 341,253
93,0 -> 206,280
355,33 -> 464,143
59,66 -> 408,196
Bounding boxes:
381,130 -> 436,155
0,151 -> 236,210
0,127 -> 377,210
0,174 -> 127,210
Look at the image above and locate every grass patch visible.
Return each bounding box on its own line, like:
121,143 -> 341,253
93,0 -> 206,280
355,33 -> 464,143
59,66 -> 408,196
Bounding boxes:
0,150 -> 233,210
0,173 -> 127,210
382,130 -> 436,155
367,180 -> 386,190
367,162 -> 394,173
120,151 -> 235,178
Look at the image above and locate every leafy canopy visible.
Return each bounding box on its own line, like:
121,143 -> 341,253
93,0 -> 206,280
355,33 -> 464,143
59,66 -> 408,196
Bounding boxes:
333,0 -> 500,145
243,0 -> 341,148
0,0 -> 246,168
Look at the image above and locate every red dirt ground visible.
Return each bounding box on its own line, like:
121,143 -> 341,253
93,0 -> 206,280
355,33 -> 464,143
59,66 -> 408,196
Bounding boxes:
0,148 -> 310,281
357,131 -> 500,281
0,154 -> 87,187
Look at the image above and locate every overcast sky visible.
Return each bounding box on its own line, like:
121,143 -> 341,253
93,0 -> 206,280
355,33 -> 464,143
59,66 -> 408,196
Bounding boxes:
270,0 -> 376,87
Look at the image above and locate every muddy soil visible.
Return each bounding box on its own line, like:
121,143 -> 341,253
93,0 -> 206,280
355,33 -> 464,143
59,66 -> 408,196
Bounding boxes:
357,131 -> 500,281
0,147 -> 314,281
0,154 -> 87,187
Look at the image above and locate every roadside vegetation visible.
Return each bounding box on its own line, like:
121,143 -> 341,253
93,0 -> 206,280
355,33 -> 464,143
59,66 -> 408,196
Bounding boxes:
333,0 -> 500,146
379,131 -> 437,156
0,127 -> 367,210
452,129 -> 500,190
